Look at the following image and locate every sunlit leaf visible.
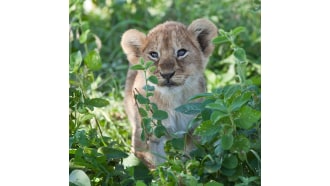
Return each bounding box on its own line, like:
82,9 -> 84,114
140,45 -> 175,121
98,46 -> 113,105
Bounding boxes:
136,180 -> 147,186
149,66 -> 156,73
232,26 -> 246,37
212,35 -> 229,44
130,64 -> 145,70
210,110 -> 229,123
86,98 -> 109,108
69,170 -> 91,186
84,50 -> 102,71
69,51 -> 82,73
79,29 -> 90,43
145,61 -> 153,69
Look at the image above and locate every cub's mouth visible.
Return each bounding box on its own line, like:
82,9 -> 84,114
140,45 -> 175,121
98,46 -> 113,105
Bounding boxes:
159,81 -> 180,87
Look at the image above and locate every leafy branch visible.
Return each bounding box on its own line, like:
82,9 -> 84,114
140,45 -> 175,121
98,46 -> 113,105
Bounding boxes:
130,58 -> 169,142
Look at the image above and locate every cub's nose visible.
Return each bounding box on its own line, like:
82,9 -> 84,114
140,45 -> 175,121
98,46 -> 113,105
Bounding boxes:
160,71 -> 175,81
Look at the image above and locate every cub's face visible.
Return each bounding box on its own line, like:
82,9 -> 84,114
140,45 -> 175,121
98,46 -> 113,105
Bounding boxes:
121,18 -> 218,88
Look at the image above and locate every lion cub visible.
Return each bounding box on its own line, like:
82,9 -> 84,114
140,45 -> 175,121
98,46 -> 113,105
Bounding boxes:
121,18 -> 217,169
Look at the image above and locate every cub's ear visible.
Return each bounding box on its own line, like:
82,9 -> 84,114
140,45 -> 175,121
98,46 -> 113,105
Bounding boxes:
188,18 -> 218,57
121,29 -> 146,64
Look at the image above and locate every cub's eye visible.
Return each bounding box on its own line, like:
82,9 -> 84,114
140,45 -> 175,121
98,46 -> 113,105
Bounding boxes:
149,51 -> 159,59
177,49 -> 187,58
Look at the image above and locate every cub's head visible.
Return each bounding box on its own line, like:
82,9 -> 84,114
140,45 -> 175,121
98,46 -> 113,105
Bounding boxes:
121,18 -> 218,88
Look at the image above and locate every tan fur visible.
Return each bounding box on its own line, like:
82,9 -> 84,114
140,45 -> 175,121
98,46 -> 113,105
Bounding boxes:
121,18 -> 218,169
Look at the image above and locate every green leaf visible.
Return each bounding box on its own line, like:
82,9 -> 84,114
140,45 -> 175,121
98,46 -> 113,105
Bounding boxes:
147,75 -> 158,84
138,108 -> 148,117
175,102 -> 203,115
75,130 -> 89,147
214,140 -> 223,156
86,98 -> 109,107
234,47 -> 247,62
84,50 -> 102,71
98,147 -> 128,159
130,64 -> 145,70
194,120 -> 220,137
205,180 -> 224,186
146,92 -> 154,97
210,110 -> 229,123
77,103 -> 88,114
69,51 -> 82,73
231,26 -> 246,37
201,109 -> 212,121
140,130 -> 146,141
142,118 -> 152,133
145,61 -> 153,69
152,110 -> 168,120
133,164 -> 153,181
222,134 -> 234,150
222,155 -> 238,169
222,124 -> 234,134
154,125 -> 166,138
188,92 -> 214,101
123,153 -> 140,167
150,103 -> 158,111
80,114 -> 94,121
206,101 -> 228,113
135,94 -> 149,104
235,106 -> 260,129
171,138 -> 184,150
204,160 -> 221,173
149,66 -> 156,73
212,35 -> 229,44
69,170 -> 91,186
143,85 -> 155,91
231,135 -> 250,153
220,167 -> 236,176
135,180 -> 147,186
223,85 -> 241,100
80,21 -> 90,32
237,151 -> 247,161
79,29 -> 90,43
229,91 -> 252,112
139,58 -> 145,65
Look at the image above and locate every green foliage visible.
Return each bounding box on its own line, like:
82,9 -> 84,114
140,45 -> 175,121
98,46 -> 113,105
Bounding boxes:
69,0 -> 260,185
130,59 -> 169,141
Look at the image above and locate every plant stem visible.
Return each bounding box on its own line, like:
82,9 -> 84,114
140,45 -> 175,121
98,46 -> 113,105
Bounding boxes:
94,117 -> 107,146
